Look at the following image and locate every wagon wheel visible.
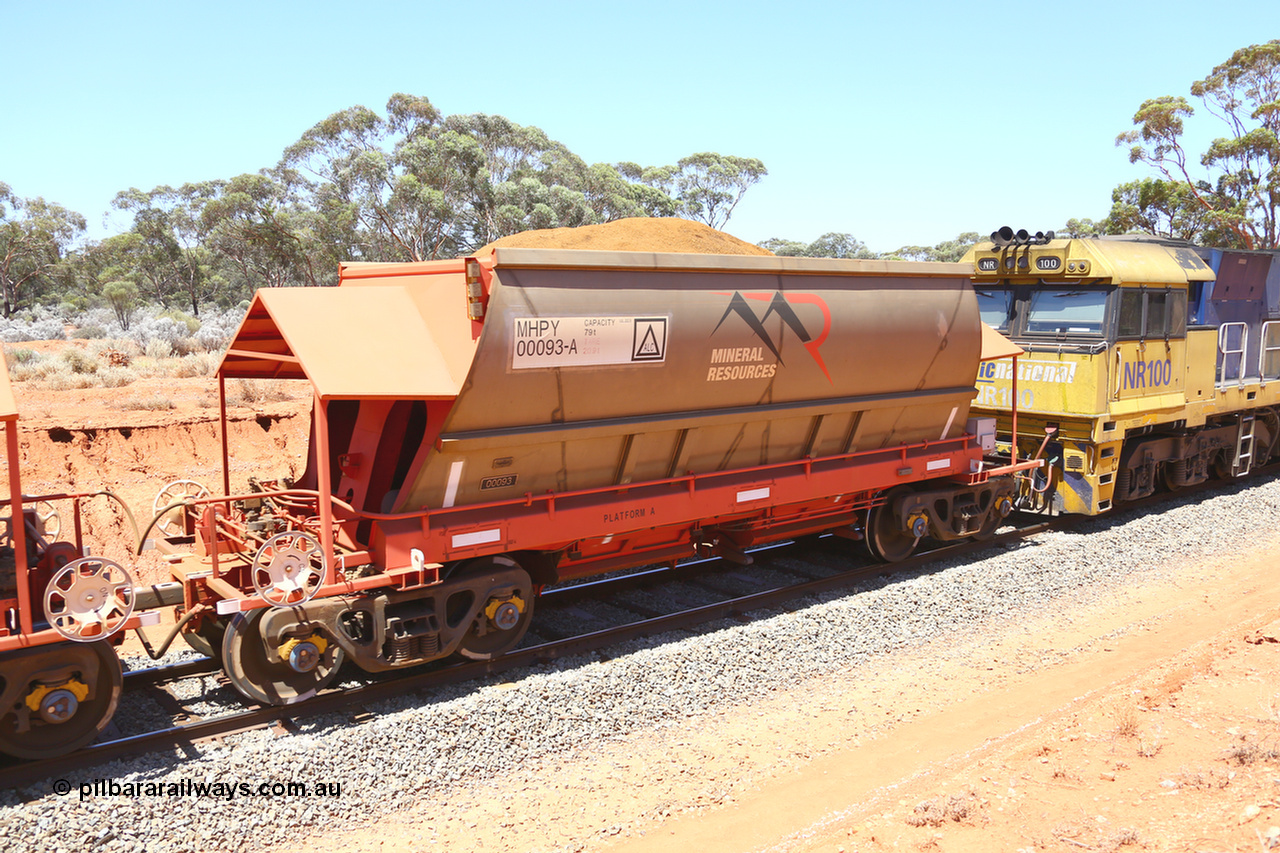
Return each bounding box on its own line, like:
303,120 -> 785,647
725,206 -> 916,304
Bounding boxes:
0,500 -> 61,553
182,615 -> 228,663
250,531 -> 326,608
221,609 -> 345,706
864,488 -> 920,563
451,557 -> 535,661
0,641 -> 123,760
32,500 -> 60,540
153,479 -> 210,537
43,557 -> 136,642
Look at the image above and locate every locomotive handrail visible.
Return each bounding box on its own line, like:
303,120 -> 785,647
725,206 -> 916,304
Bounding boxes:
1261,321 -> 1280,382
1218,322 -> 1248,386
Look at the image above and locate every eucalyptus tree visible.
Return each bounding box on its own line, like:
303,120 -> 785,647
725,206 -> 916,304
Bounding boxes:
112,184 -> 217,314
198,172 -> 317,292
673,153 -> 767,230
890,233 -> 981,263
1102,179 -> 1218,243
282,94 -> 489,261
1117,40 -> 1280,249
0,182 -> 86,317
282,94 -> 748,259
760,233 -> 876,259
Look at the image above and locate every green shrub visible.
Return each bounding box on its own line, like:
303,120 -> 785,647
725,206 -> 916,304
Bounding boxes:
159,309 -> 201,335
59,348 -> 98,374
5,348 -> 38,367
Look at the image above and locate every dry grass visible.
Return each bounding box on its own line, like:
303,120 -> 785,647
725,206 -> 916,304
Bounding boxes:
1223,734 -> 1280,765
1136,738 -> 1164,758
904,791 -> 983,827
107,394 -> 175,412
1112,707 -> 1141,739
1175,766 -> 1231,789
1102,828 -> 1142,849
172,352 -> 217,378
4,341 -> 224,391
227,379 -> 292,406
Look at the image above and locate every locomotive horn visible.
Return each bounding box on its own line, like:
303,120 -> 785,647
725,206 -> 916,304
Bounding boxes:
1016,229 -> 1030,243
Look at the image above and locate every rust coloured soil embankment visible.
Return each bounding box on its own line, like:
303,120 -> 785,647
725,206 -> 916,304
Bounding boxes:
3,403 -> 311,585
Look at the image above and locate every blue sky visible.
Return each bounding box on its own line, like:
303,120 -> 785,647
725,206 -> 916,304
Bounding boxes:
2,1 -> 1276,253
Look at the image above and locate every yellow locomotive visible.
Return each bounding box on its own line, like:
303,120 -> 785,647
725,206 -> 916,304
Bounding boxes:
965,228 -> 1280,515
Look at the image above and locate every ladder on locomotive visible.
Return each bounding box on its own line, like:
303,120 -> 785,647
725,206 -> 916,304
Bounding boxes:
1233,412 -> 1256,477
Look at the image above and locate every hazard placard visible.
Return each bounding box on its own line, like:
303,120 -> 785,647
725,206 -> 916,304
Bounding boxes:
511,316 -> 669,370
631,318 -> 666,361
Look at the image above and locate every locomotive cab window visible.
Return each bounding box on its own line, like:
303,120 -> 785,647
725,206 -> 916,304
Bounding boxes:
1115,287 -> 1187,340
1024,289 -> 1108,336
975,288 -> 1014,332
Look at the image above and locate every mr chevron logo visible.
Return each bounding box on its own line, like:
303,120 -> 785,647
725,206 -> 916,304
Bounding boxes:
710,292 -> 832,382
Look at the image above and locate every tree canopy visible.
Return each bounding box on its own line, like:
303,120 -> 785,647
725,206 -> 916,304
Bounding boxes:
6,45 -> 1278,327
0,94 -> 769,317
1117,39 -> 1280,249
0,182 -> 86,318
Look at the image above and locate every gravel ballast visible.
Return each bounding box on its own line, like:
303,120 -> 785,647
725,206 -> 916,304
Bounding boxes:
3,474 -> 1278,852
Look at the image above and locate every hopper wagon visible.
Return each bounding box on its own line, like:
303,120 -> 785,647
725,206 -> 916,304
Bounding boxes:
137,249 -> 1034,707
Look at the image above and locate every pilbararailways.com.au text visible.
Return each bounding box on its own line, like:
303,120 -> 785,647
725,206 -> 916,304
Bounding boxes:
57,777 -> 343,801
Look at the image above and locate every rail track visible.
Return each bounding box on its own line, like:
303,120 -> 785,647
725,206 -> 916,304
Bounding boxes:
0,468 -> 1255,792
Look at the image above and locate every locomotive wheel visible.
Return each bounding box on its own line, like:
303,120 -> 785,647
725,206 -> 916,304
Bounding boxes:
453,557 -> 535,661
0,641 -> 122,760
221,609 -> 344,706
865,488 -> 919,563
1212,449 -> 1244,480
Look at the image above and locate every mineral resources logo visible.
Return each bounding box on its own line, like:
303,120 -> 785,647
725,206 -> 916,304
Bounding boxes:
709,292 -> 832,383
